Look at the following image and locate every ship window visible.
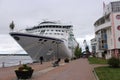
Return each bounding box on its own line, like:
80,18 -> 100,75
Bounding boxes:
40,30 -> 45,34
41,30 -> 45,32
49,33 -> 52,35
44,40 -> 47,42
39,39 -> 43,41
53,26 -> 55,28
58,26 -> 61,28
51,30 -> 54,31
62,30 -> 64,32
49,26 -> 52,28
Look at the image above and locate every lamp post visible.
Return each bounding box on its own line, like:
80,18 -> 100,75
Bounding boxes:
56,41 -> 61,59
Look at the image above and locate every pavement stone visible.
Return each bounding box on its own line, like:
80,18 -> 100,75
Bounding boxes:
0,59 -> 96,80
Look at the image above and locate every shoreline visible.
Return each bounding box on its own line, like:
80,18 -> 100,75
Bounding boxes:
0,54 -> 29,56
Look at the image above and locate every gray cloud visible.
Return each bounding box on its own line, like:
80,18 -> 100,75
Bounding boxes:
0,0 -> 103,34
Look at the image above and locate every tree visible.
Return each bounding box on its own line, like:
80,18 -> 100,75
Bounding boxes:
9,21 -> 15,31
79,47 -> 82,56
85,45 -> 91,57
74,44 -> 82,58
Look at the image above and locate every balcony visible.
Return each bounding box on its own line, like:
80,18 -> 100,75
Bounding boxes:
95,21 -> 111,33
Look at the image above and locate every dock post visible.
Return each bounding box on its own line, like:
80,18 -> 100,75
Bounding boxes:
19,61 -> 21,65
2,62 -> 5,68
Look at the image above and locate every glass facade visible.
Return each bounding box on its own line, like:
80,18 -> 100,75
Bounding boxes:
97,29 -> 108,50
111,1 -> 120,12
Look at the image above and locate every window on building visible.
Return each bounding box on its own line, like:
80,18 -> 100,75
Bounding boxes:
117,26 -> 120,30
112,2 -> 120,12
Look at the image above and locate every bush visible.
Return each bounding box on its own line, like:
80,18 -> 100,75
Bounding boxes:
108,57 -> 120,68
71,57 -> 77,60
18,64 -> 32,71
64,58 -> 69,63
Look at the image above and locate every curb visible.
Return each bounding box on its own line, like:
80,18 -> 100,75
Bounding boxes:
34,63 -> 66,75
93,68 -> 99,80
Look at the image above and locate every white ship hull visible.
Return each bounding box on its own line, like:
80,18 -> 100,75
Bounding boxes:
10,32 -> 72,61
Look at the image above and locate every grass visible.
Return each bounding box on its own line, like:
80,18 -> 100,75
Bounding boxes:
88,57 -> 107,64
95,67 -> 120,80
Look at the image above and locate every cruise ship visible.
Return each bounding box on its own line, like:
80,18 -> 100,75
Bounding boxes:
10,21 -> 78,61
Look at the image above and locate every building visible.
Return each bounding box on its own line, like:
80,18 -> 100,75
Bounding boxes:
93,1 -> 120,59
90,38 -> 97,57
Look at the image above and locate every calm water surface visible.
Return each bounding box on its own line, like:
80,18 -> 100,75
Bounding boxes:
0,56 -> 33,67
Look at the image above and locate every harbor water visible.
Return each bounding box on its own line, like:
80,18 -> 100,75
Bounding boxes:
0,56 -> 33,68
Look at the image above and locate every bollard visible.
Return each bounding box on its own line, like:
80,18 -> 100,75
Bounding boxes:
19,61 -> 21,65
2,62 -> 5,68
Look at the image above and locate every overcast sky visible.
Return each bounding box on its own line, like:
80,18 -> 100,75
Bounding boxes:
0,0 -> 118,54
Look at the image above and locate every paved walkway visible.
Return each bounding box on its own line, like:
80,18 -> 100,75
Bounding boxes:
0,58 -> 96,80
34,58 -> 96,80
0,61 -> 53,80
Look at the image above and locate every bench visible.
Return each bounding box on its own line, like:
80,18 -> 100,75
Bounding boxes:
52,58 -> 61,67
